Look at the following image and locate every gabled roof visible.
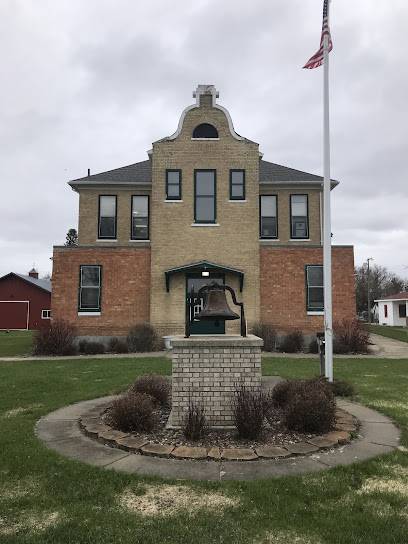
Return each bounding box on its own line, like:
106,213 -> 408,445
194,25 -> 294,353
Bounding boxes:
69,159 -> 336,189
165,260 -> 245,292
375,292 -> 408,302
0,273 -> 52,294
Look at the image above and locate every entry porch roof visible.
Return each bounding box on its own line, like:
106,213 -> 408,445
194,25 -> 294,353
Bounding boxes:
165,260 -> 244,292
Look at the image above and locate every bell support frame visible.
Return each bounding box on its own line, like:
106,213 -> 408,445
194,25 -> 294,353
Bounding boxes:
185,282 -> 247,338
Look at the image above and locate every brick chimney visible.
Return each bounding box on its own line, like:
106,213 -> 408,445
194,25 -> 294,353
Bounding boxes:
29,268 -> 38,279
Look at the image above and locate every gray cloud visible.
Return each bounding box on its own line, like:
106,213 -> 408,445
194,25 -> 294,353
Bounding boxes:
0,0 -> 407,282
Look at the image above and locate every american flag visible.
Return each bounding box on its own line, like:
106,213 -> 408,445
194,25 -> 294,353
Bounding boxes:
303,0 -> 333,69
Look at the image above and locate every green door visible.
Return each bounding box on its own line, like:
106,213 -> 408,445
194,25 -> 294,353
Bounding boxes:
186,273 -> 225,334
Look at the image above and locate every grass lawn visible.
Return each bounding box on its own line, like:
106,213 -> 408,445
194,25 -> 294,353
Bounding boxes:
368,324 -> 408,343
0,330 -> 35,356
0,356 -> 407,543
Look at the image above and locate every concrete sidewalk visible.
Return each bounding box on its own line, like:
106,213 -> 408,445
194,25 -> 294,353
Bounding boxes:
35,392 -> 401,481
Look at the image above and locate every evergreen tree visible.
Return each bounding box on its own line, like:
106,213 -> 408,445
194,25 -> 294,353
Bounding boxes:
65,228 -> 78,246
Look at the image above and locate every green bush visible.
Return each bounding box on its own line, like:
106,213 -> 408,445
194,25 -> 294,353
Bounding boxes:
127,323 -> 158,353
129,374 -> 171,407
252,323 -> 277,352
31,319 -> 77,356
280,331 -> 304,353
232,383 -> 272,439
106,392 -> 159,433
283,378 -> 336,433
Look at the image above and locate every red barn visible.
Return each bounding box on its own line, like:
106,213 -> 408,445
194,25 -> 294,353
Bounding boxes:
0,269 -> 52,330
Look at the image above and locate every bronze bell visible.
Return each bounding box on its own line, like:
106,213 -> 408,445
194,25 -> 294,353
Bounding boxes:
195,285 -> 240,326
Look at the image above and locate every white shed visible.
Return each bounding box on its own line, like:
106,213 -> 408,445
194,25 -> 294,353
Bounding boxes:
375,292 -> 408,327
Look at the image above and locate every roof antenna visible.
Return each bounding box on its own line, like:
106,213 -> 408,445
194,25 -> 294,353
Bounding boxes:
88,168 -> 90,177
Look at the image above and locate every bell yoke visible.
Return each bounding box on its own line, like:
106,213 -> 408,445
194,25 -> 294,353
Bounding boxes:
185,281 -> 247,338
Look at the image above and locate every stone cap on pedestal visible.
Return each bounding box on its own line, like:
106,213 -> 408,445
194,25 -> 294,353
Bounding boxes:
171,334 -> 263,348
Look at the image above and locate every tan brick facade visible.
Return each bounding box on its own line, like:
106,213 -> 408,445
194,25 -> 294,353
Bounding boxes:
150,91 -> 260,337
260,246 -> 356,333
51,247 -> 150,336
78,189 -> 151,246
51,85 -> 356,339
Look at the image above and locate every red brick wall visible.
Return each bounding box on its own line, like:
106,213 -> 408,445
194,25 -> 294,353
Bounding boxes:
51,247 -> 151,336
260,246 -> 356,333
0,275 -> 51,330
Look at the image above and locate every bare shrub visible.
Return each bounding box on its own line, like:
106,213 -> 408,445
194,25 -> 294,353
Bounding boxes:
279,331 -> 304,353
127,323 -> 158,353
333,338 -> 350,354
333,318 -> 370,354
271,379 -> 295,409
283,378 -> 336,434
252,323 -> 277,352
31,319 -> 77,356
308,339 -> 319,353
107,337 -> 129,354
182,400 -> 207,440
129,374 -> 171,407
329,379 -> 356,397
78,340 -> 87,353
82,341 -> 105,355
232,383 -> 272,439
106,392 -> 159,433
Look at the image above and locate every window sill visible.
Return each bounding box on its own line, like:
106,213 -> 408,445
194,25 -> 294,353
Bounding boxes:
164,200 -> 183,203
78,312 -> 101,316
129,239 -> 150,242
191,223 -> 220,227
289,239 -> 310,242
191,138 -> 220,141
96,239 -> 117,242
307,311 -> 324,315
260,238 -> 280,242
228,199 -> 247,203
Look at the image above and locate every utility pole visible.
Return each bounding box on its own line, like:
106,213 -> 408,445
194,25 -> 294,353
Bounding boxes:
366,258 -> 373,323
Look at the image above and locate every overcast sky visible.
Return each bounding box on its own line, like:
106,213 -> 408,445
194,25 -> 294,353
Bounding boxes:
1,0 -> 407,282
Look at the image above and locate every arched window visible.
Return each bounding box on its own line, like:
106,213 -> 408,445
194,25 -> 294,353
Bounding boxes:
192,123 -> 219,138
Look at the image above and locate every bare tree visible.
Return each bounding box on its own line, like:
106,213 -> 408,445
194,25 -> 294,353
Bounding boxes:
355,264 -> 407,314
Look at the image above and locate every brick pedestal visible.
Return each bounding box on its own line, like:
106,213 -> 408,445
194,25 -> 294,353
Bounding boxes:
170,334 -> 263,427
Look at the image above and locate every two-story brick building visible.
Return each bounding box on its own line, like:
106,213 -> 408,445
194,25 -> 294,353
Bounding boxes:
51,85 -> 356,341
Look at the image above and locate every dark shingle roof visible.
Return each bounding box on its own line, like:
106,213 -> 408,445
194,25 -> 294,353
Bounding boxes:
69,159 -> 332,185
70,160 -> 152,185
260,160 -> 325,182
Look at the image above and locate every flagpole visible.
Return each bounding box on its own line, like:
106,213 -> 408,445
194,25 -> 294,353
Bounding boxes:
323,2 -> 333,381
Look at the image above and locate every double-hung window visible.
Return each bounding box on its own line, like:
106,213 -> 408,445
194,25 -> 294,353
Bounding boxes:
290,195 -> 309,239
79,265 -> 102,312
260,195 -> 278,238
194,170 -> 216,223
306,265 -> 324,312
131,196 -> 149,239
166,170 -> 181,200
230,170 -> 245,200
98,196 -> 117,239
